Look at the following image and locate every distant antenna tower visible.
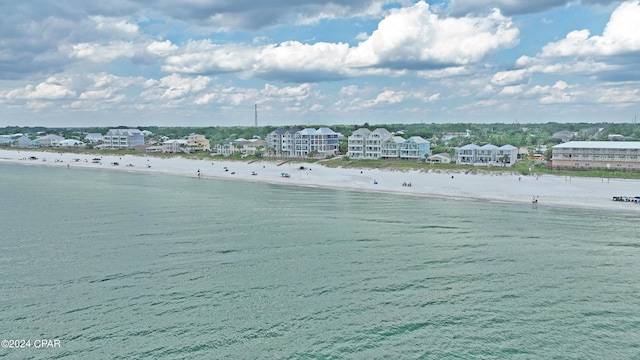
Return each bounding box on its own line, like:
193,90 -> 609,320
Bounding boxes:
254,104 -> 258,127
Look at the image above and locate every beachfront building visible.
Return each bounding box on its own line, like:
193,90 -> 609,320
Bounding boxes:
365,128 -> 392,159
185,134 -> 210,152
32,134 -> 65,147
0,134 -> 32,148
216,138 -> 266,156
280,129 -> 299,157
456,144 -> 479,164
162,139 -> 188,153
456,143 -> 517,165
347,128 -> 370,159
266,128 -> 287,155
265,128 -> 300,157
57,139 -> 86,149
477,144 -> 498,163
551,141 -> 640,171
428,153 -> 452,163
85,133 -> 104,144
294,128 -> 339,158
347,128 -> 393,159
380,136 -> 406,159
102,129 -> 145,150
399,136 -> 430,160
497,145 -> 518,165
378,136 -> 430,160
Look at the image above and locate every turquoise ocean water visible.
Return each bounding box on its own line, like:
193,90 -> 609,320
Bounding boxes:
1,162 -> 640,359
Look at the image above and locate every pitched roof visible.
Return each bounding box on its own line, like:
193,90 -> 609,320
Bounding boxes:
459,143 -> 480,150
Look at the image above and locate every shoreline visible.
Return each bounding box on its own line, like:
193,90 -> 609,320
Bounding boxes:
2,148 -> 639,212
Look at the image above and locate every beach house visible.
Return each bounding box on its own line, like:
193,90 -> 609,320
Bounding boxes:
399,136 -> 430,160
380,136 -> 406,159
185,134 -> 210,152
32,134 -> 65,147
551,141 -> 640,171
456,143 -> 517,165
456,144 -> 480,164
0,134 -> 32,148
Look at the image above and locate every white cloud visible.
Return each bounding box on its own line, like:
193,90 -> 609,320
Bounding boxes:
540,0 -> 640,58
163,40 -> 257,74
140,74 -> 212,104
147,40 -> 178,57
597,87 -> 640,103
70,42 -> 136,62
500,84 -> 526,95
89,16 -> 139,38
348,2 -> 519,68
160,2 -> 518,81
491,69 -> 528,86
3,77 -> 76,100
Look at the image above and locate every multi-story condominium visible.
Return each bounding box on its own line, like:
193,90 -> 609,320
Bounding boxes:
399,136 -> 430,160
380,136 -> 406,158
281,129 -> 299,157
347,128 -> 371,159
294,128 -> 339,158
378,135 -> 430,160
185,134 -> 210,152
32,134 -> 65,147
348,128 -> 393,159
365,128 -> 392,159
266,129 -> 287,155
456,143 -> 517,165
551,141 -> 640,171
456,144 -> 479,164
265,128 -> 301,157
103,129 -> 145,149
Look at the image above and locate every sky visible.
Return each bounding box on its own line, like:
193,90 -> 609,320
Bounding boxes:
1,0 -> 639,127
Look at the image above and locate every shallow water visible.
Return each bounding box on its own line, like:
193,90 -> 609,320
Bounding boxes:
1,163 -> 639,359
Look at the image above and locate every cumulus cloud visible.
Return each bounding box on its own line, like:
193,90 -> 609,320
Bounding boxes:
539,0 -> 640,58
347,2 -> 519,68
162,2 -> 519,82
162,40 -> 257,74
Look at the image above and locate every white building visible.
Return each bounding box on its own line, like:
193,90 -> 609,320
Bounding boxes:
552,141 -> 640,171
456,143 -> 517,166
58,139 -> 86,149
103,129 -> 145,149
348,128 -> 393,159
33,134 -> 65,147
380,136 -> 406,159
294,128 -> 339,158
347,128 -> 371,159
84,133 -> 104,143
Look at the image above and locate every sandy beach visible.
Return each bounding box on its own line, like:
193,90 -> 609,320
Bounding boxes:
2,148 -> 639,212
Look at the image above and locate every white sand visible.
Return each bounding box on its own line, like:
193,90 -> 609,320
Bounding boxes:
2,149 -> 639,212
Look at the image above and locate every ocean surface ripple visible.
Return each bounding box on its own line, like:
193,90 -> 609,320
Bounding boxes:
1,163 -> 639,359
